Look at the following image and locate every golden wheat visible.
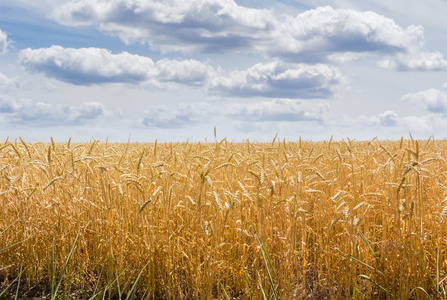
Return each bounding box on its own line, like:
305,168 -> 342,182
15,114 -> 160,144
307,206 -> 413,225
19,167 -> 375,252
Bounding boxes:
0,137 -> 446,298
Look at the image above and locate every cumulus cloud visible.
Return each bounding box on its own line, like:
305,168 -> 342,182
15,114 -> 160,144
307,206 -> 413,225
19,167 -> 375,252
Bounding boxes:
50,2 -> 435,64
17,46 -> 342,99
379,51 -> 447,71
270,6 -> 423,62
378,110 -> 399,126
355,110 -> 399,127
142,102 -> 212,128
0,95 -> 107,126
52,0 -> 276,53
227,98 -> 329,122
69,102 -> 105,120
18,46 -> 156,85
401,86 -> 447,112
18,46 -> 215,86
0,29 -> 10,54
208,61 -> 342,98
155,58 -> 215,86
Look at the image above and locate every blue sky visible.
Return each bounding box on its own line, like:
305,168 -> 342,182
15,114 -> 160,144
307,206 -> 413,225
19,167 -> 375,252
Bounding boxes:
1,0 -> 447,142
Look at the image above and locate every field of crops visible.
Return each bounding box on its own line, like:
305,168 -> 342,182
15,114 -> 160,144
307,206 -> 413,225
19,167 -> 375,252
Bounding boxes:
1,136 -> 447,299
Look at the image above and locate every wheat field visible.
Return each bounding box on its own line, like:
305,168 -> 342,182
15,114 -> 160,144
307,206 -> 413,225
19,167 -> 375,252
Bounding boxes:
0,136 -> 446,299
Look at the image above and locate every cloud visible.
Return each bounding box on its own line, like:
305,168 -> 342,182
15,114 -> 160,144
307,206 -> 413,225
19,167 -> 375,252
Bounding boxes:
0,96 -> 107,126
378,110 -> 399,126
18,46 -> 341,99
0,96 -> 21,113
355,110 -> 399,127
18,46 -> 156,85
208,61 -> 342,98
0,72 -> 19,90
18,46 -> 215,86
0,29 -> 10,54
52,0 -> 276,53
349,110 -> 439,133
269,6 -> 424,62
155,58 -> 215,86
227,98 -> 329,122
142,102 -> 213,128
51,2 -> 434,64
69,102 -> 106,120
401,86 -> 447,112
327,52 -> 364,64
379,51 -> 447,71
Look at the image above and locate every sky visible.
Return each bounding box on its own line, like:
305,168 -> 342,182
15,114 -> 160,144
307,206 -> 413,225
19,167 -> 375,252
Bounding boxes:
1,0 -> 447,142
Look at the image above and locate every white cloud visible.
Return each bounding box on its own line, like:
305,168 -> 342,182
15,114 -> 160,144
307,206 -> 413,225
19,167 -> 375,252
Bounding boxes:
18,46 -> 156,85
0,29 -> 10,54
379,51 -> 447,71
227,98 -> 329,122
402,114 -> 439,132
269,6 -> 424,62
52,0 -> 276,53
0,95 -> 107,126
0,72 -> 19,90
18,46 -> 215,86
155,58 -> 215,86
401,86 -> 447,112
50,1 -> 434,64
0,96 -> 21,113
142,102 -> 213,128
378,110 -> 399,126
354,110 -> 399,127
208,61 -> 343,98
17,46 -> 343,99
327,52 -> 364,63
68,102 -> 106,121
346,110 -> 442,135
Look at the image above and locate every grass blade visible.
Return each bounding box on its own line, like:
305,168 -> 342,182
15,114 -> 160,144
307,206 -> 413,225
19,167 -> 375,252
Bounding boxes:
256,232 -> 279,300
258,273 -> 268,300
356,227 -> 384,274
0,220 -> 26,254
410,286 -> 433,300
329,247 -> 384,277
0,266 -> 26,299
125,262 -> 149,300
221,282 -> 231,300
51,232 -> 79,300
14,265 -> 23,300
0,220 -> 17,236
100,266 -> 129,299
88,261 -> 106,300
0,240 -> 25,254
358,275 -> 394,298
415,248 -> 438,293
244,270 -> 253,300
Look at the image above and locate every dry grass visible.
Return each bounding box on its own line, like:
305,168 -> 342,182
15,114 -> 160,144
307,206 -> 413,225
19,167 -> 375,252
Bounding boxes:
1,136 -> 447,299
